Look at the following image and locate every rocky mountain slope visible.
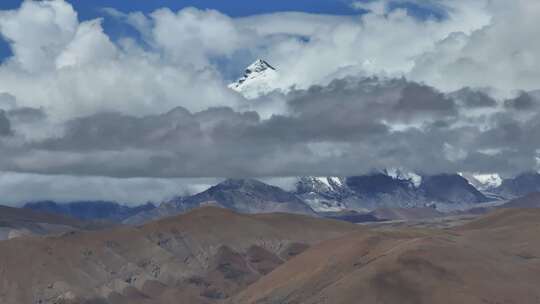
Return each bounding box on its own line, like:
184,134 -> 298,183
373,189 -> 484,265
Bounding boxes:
233,208 -> 540,304
125,179 -> 315,225
0,207 -> 358,304
493,172 -> 540,198
295,173 -> 489,213
498,192 -> 540,208
295,176 -> 350,212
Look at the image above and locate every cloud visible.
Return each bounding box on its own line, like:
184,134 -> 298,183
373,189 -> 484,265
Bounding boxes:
0,0 -> 78,72
504,92 -> 536,111
0,0 -> 532,122
6,107 -> 46,124
149,7 -> 251,68
450,88 -> 497,109
0,76 -> 538,179
0,93 -> 17,110
410,0 -> 540,92
0,0 -> 242,121
0,110 -> 12,136
232,0 -> 490,90
0,171 -> 220,206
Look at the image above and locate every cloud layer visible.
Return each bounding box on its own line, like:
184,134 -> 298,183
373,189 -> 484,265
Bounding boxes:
1,77 -> 539,180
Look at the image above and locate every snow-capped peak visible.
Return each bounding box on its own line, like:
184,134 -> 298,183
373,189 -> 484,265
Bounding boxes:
458,172 -> 502,191
295,176 -> 349,212
246,59 -> 276,74
228,59 -> 279,99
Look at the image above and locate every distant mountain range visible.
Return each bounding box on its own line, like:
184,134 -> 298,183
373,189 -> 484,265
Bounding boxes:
24,201 -> 155,222
492,172 -> 540,198
295,172 -> 489,213
19,171 -> 540,225
124,179 -> 316,225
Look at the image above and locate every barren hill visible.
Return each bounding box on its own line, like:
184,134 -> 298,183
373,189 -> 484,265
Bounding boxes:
0,206 -> 358,304
0,205 -> 84,240
233,208 -> 540,304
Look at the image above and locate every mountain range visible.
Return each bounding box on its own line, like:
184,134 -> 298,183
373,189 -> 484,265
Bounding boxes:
24,201 -> 156,222
18,171 -> 540,226
124,179 -> 315,225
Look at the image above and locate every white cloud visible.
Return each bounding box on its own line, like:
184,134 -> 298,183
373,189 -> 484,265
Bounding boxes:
351,0 -> 388,15
411,0 -> 540,93
0,0 -> 531,123
0,1 -> 242,121
0,0 -> 77,72
0,171 -> 220,206
55,19 -> 117,69
233,0 -> 491,91
148,7 -> 250,69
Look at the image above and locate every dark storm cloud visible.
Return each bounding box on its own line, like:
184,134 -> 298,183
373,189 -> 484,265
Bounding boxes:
7,107 -> 46,124
504,92 -> 537,111
2,76 -> 540,178
39,107 -> 258,151
289,78 -> 457,124
451,87 -> 497,108
0,110 -> 12,136
394,83 -> 456,116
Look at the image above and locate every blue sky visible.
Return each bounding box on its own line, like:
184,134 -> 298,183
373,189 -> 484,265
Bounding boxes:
0,0 -> 443,20
0,0 -> 360,18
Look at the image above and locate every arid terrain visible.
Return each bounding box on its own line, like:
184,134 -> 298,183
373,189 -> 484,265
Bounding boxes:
1,203 -> 540,304
234,208 -> 540,304
0,207 -> 358,304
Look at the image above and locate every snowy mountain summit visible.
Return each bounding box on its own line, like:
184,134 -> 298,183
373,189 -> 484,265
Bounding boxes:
228,59 -> 279,99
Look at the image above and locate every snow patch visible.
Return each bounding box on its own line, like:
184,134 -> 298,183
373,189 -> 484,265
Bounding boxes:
459,172 -> 502,190
385,168 -> 422,188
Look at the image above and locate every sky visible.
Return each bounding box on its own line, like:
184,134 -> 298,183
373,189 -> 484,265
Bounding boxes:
0,0 -> 539,205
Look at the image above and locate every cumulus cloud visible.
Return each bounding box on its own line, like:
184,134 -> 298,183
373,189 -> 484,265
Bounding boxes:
410,0 -> 540,92
0,0 -> 78,72
0,0 -> 534,121
232,0 -> 491,90
0,0 -> 242,121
